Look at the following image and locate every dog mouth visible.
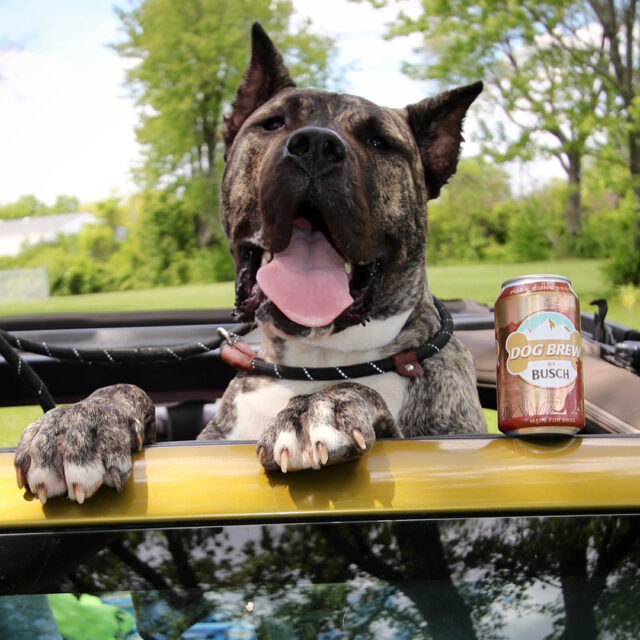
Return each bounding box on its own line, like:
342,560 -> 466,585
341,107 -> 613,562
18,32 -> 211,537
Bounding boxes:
233,201 -> 384,331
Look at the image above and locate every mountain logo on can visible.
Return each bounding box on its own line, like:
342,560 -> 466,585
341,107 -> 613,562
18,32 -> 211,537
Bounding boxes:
505,311 -> 581,388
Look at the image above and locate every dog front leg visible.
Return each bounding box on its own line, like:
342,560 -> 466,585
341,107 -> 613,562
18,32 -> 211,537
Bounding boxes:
256,382 -> 400,472
14,384 -> 155,503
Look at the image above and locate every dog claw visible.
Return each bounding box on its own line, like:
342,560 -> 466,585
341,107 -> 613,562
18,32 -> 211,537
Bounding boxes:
109,468 -> 124,492
72,483 -> 85,504
316,442 -> 329,466
15,466 -> 25,490
278,448 -> 290,473
352,428 -> 367,450
256,445 -> 267,466
135,432 -> 144,452
36,483 -> 47,505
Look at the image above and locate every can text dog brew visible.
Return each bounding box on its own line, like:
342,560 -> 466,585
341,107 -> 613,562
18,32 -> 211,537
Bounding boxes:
495,275 -> 585,435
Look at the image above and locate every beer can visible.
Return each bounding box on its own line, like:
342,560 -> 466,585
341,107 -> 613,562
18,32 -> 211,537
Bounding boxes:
495,274 -> 584,436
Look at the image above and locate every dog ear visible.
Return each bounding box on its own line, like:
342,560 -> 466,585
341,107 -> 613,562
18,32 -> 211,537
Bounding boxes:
406,81 -> 482,199
222,23 -> 296,158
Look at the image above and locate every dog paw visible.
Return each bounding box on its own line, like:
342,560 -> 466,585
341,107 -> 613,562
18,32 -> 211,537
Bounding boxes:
256,382 -> 395,472
14,384 -> 155,504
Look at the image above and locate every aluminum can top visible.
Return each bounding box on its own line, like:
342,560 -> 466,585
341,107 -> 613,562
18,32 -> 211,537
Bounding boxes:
500,274 -> 572,290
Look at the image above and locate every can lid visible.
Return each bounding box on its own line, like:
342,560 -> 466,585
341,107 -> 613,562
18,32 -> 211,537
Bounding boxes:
501,274 -> 572,289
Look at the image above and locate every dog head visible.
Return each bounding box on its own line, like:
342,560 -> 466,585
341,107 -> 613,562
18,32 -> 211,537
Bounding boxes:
221,23 -> 481,337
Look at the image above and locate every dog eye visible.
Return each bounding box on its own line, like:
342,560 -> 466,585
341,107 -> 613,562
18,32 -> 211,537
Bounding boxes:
261,116 -> 285,131
366,136 -> 392,151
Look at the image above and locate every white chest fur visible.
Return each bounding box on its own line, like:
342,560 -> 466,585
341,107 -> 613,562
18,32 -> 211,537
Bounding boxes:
227,311 -> 412,440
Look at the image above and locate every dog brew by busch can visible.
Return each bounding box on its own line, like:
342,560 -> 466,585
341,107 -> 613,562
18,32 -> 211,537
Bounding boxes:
495,274 -> 584,435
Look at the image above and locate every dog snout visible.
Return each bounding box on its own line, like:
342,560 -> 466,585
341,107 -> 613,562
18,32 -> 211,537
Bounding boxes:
285,126 -> 346,175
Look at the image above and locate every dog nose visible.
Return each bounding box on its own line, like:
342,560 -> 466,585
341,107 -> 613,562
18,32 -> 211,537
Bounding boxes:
285,127 -> 346,173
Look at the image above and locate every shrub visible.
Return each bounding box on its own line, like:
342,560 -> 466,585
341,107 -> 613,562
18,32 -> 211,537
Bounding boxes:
426,157 -> 512,264
507,200 -> 554,262
581,207 -> 627,258
606,244 -> 640,286
601,191 -> 640,286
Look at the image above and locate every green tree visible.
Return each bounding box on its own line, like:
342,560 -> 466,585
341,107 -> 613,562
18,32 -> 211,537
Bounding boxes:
0,194 -> 82,219
0,195 -> 46,219
49,194 -> 80,214
371,0 -> 640,281
93,197 -> 127,229
365,0 -> 611,252
506,180 -> 571,260
427,156 -> 512,263
114,0 -> 339,247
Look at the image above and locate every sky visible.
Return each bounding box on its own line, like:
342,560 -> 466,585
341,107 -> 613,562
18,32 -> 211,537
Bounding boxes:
0,0 -> 558,206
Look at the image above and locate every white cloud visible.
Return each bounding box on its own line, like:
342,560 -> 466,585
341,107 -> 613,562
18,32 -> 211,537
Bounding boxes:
0,47 -> 139,205
0,0 -> 560,206
1,2 -> 436,206
293,0 -> 432,107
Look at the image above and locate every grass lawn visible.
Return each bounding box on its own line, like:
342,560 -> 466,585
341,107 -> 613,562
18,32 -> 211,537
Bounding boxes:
0,406 -> 43,448
427,258 -> 639,327
0,258 -> 636,324
0,281 -> 236,316
0,258 -> 635,447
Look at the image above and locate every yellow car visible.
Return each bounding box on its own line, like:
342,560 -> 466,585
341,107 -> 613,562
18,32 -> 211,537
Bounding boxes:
1,302 -> 640,639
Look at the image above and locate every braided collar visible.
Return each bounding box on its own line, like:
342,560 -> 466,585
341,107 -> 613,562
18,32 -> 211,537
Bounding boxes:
219,298 -> 453,380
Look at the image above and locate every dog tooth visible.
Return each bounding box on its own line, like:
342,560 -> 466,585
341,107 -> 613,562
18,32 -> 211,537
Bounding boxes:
261,251 -> 272,267
345,261 -> 352,275
352,429 -> 367,451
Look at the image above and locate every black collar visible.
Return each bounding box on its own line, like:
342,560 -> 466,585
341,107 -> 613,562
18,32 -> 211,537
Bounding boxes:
219,297 -> 453,380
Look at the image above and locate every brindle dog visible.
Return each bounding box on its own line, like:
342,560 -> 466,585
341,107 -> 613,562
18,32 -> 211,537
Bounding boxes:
14,24 -> 486,503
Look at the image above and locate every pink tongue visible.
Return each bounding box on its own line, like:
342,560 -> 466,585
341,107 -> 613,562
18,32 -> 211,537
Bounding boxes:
256,225 -> 353,327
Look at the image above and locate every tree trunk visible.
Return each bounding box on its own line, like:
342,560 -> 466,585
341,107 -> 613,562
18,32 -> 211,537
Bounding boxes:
628,127 -> 640,255
564,150 -> 582,253
558,547 -> 599,640
193,95 -> 218,248
195,216 -> 213,247
396,522 -> 478,640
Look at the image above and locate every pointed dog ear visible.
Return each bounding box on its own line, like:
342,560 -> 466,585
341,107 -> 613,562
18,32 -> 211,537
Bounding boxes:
406,81 -> 482,199
222,22 -> 296,158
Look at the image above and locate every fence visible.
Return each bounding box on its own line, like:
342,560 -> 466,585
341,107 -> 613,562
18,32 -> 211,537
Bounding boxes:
0,268 -> 50,303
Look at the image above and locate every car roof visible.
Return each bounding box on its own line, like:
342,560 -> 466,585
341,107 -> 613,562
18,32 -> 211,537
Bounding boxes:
2,434 -> 640,531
